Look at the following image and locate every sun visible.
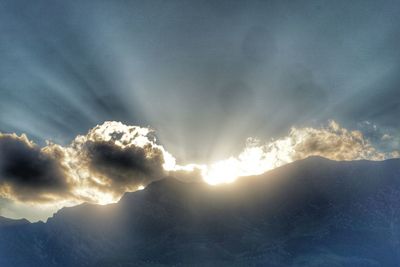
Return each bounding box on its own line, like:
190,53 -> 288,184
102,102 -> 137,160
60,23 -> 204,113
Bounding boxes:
201,146 -> 277,185
202,158 -> 240,185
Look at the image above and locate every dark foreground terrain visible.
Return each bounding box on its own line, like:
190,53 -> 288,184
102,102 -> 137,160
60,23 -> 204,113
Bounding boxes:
1,156 -> 400,267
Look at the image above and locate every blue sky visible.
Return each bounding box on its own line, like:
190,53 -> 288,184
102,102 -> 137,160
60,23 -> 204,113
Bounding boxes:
1,0 -> 400,220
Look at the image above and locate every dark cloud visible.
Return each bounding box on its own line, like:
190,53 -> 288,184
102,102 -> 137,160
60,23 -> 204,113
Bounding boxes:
0,134 -> 70,202
0,122 -> 171,204
84,140 -> 165,193
0,120 -> 398,221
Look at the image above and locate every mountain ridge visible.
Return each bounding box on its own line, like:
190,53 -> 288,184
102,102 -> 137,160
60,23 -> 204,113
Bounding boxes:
1,156 -> 400,266
0,216 -> 30,227
0,155 -> 391,223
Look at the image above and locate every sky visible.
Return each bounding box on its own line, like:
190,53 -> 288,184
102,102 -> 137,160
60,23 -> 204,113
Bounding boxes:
1,0 -> 400,221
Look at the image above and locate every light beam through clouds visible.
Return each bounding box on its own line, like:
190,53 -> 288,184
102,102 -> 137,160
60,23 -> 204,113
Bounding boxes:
2,0 -> 400,166
0,120 -> 398,221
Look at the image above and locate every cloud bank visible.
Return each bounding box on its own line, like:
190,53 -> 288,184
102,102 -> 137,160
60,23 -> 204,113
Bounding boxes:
0,121 -> 398,208
0,134 -> 70,202
204,121 -> 399,184
45,122 -> 176,204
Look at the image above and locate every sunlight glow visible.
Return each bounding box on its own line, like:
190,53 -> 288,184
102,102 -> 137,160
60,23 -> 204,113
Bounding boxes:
2,120 -> 393,220
197,121 -> 391,185
202,145 -> 276,185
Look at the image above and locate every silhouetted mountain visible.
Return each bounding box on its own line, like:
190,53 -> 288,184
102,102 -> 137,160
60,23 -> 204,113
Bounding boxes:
1,156 -> 400,266
0,216 -> 30,227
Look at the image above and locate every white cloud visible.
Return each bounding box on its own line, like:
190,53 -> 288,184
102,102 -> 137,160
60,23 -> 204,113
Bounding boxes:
203,121 -> 397,184
1,120 -> 398,214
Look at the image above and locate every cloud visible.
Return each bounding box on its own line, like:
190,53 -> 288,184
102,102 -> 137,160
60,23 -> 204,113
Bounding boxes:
43,121 -> 177,203
203,121 -> 398,184
84,141 -> 164,189
68,122 -> 170,197
288,121 -> 386,161
0,122 -> 175,205
0,133 -> 70,202
0,120 -> 398,208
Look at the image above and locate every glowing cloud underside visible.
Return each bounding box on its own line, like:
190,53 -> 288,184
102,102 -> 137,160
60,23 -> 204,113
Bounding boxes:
0,121 -> 399,212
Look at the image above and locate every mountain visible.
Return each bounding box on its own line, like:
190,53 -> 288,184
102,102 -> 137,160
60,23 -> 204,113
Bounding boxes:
0,216 -> 30,227
1,156 -> 400,266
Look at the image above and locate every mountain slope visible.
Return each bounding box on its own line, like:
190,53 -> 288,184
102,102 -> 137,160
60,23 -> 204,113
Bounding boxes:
0,216 -> 30,227
1,157 -> 400,266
